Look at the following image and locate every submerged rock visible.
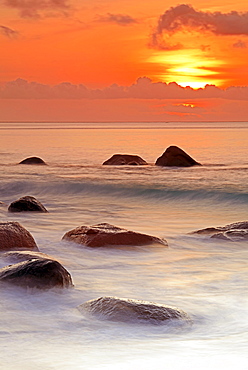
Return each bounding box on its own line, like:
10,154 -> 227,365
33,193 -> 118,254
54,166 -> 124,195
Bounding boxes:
2,251 -> 57,263
103,154 -> 148,166
78,296 -> 190,324
19,157 -> 46,165
62,223 -> 167,248
8,196 -> 48,213
0,222 -> 38,251
0,259 -> 73,289
155,146 -> 201,167
192,221 -> 248,241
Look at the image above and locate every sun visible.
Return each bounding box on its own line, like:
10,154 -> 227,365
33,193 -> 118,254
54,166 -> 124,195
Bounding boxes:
177,81 -> 208,89
148,50 -> 223,89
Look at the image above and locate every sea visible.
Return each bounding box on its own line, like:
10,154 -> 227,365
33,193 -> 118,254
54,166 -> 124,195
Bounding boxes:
0,121 -> 248,369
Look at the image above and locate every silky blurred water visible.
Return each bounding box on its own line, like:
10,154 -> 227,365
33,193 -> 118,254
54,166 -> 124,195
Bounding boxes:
0,122 -> 248,369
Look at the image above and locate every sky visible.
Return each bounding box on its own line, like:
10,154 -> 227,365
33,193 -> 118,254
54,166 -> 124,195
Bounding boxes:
0,0 -> 248,122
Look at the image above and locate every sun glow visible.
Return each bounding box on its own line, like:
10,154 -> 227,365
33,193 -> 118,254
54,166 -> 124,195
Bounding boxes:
149,51 -> 223,89
178,81 -> 208,89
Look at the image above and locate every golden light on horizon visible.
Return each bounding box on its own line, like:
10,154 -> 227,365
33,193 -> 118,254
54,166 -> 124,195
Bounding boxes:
148,50 -> 224,89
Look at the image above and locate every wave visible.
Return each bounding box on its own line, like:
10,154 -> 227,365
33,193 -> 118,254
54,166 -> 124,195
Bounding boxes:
0,179 -> 247,205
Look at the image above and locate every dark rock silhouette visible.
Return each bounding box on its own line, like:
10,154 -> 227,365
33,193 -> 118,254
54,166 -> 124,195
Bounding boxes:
155,146 -> 201,167
0,259 -> 73,289
103,154 -> 147,165
0,222 -> 38,251
19,157 -> 46,165
192,221 -> 248,241
2,251 -> 57,263
78,296 -> 190,324
8,196 -> 48,213
62,223 -> 167,248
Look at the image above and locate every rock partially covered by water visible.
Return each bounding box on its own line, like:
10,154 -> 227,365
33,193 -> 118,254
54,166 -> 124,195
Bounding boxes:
192,221 -> 248,241
0,222 -> 38,251
155,146 -> 201,167
62,223 -> 167,248
103,154 -> 148,165
0,259 -> 73,289
8,196 -> 48,213
19,157 -> 46,165
78,296 -> 190,324
2,251 -> 57,263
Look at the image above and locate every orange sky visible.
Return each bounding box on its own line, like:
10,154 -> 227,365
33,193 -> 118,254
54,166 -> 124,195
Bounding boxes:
0,0 -> 248,121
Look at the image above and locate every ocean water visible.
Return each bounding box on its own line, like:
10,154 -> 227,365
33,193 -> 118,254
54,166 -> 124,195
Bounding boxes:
0,122 -> 248,369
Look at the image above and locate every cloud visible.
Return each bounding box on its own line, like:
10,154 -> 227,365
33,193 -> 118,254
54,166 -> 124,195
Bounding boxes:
150,4 -> 248,49
97,13 -> 138,26
3,0 -> 71,18
233,40 -> 247,48
0,25 -> 19,38
1,77 -> 248,102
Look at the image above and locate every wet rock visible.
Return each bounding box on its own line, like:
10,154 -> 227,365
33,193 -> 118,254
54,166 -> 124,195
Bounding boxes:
103,154 -> 147,165
8,196 -> 48,213
211,229 -> 248,241
192,221 -> 248,241
0,259 -> 73,289
0,222 -> 38,251
155,146 -> 201,167
191,227 -> 223,235
2,251 -> 57,263
78,296 -> 190,324
62,223 -> 167,248
19,157 -> 46,165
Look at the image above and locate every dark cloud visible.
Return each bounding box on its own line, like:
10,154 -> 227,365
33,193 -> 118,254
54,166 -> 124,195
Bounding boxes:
233,40 -> 247,48
3,0 -> 70,18
150,4 -> 248,50
0,25 -> 19,38
97,13 -> 138,26
1,77 -> 248,101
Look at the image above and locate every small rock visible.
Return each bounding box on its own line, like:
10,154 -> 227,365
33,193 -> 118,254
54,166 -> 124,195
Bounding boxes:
8,196 -> 48,213
192,221 -> 248,241
155,146 -> 201,167
0,222 -> 38,251
78,296 -> 190,324
0,259 -> 73,289
19,157 -> 46,165
62,223 -> 167,248
103,154 -> 147,165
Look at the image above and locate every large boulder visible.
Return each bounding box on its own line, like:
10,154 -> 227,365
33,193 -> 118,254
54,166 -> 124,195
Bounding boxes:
19,157 -> 46,165
8,196 -> 48,213
2,251 -> 57,263
62,223 -> 167,248
103,154 -> 147,166
192,221 -> 248,241
0,222 -> 38,251
155,146 -> 201,167
78,296 -> 190,324
0,259 -> 73,289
